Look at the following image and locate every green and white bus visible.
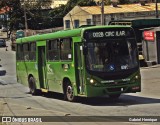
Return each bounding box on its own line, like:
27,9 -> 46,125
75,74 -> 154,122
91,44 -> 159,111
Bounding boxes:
16,25 -> 141,101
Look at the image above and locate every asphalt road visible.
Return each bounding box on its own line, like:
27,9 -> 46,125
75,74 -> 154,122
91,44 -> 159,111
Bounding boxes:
0,41 -> 160,125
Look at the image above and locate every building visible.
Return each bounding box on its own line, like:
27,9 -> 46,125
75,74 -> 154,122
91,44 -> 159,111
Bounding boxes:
63,3 -> 160,29
51,0 -> 68,8
0,7 -> 10,28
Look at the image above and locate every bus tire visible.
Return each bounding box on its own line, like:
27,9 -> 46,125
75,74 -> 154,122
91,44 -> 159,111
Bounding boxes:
28,76 -> 38,95
64,82 -> 76,102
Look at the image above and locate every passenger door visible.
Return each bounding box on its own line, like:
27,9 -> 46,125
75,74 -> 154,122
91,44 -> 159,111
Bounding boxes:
37,41 -> 48,92
75,43 -> 85,94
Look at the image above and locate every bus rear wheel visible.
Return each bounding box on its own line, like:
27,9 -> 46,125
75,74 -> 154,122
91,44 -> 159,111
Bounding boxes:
64,82 -> 76,102
28,76 -> 38,95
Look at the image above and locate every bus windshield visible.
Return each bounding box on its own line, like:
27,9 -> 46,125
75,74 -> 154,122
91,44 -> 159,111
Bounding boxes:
86,38 -> 138,72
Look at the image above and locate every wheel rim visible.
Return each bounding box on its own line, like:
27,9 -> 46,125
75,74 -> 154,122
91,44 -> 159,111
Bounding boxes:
66,85 -> 74,101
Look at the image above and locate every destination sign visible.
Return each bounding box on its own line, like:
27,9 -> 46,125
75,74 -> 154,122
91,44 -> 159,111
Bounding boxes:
84,28 -> 134,40
90,31 -> 126,38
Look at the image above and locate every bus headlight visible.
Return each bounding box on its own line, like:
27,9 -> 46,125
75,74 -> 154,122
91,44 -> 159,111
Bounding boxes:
135,74 -> 141,80
135,75 -> 139,79
88,78 -> 99,86
90,79 -> 94,84
132,75 -> 140,83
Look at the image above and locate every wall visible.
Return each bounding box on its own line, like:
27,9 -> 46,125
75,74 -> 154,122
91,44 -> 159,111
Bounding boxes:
63,6 -> 93,29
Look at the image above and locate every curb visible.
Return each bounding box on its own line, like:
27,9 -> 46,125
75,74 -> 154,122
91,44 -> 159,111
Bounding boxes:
141,64 -> 160,69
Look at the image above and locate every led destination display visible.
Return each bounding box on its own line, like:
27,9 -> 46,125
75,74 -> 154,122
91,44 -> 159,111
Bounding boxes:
84,28 -> 134,40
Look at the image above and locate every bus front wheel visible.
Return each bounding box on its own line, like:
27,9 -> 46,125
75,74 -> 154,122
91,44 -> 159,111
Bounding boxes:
28,76 -> 38,95
64,82 -> 76,102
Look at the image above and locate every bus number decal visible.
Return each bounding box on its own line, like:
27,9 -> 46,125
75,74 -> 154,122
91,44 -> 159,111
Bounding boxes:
47,64 -> 54,74
93,32 -> 104,38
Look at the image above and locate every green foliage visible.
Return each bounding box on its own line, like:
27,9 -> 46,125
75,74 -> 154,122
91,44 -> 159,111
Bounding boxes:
0,0 -> 53,30
119,0 -> 130,4
77,0 -> 97,6
103,0 -> 111,5
0,0 -> 22,30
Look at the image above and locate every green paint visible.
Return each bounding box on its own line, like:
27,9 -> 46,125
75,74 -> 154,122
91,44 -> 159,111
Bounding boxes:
16,25 -> 141,98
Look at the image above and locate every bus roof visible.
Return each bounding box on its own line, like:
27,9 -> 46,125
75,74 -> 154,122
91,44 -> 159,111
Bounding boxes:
16,25 -> 131,43
109,18 -> 160,27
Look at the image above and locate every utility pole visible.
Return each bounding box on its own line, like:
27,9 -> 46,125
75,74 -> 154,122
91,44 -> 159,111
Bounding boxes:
101,0 -> 104,25
23,4 -> 28,36
69,13 -> 74,29
156,0 -> 159,18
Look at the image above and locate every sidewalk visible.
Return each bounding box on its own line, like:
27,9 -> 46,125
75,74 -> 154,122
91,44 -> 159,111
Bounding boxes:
141,64 -> 160,69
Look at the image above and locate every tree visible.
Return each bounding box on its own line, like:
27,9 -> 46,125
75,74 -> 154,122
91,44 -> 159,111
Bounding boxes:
0,0 -> 22,37
119,0 -> 130,4
0,0 -> 53,30
63,0 -> 96,15
15,0 -> 53,30
49,0 -> 97,27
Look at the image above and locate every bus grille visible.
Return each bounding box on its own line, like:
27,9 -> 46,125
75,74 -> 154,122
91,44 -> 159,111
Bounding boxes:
107,87 -> 126,93
105,81 -> 128,86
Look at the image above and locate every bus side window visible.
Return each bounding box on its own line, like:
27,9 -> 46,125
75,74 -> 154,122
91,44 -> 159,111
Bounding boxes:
47,39 -> 60,61
60,38 -> 72,61
16,44 -> 22,61
23,43 -> 29,61
29,42 -> 36,61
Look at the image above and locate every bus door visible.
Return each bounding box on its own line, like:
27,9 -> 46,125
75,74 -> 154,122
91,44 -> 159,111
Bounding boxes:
75,43 -> 85,94
156,31 -> 160,64
37,41 -> 48,92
